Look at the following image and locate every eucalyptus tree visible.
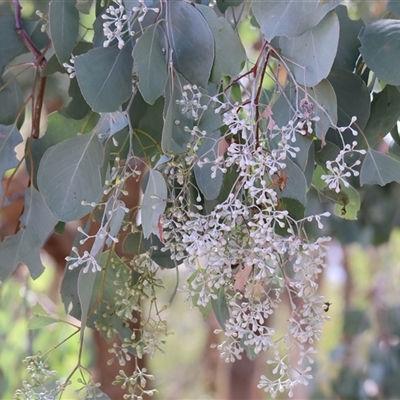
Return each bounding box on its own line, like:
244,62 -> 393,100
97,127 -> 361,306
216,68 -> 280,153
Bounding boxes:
2,0 -> 400,398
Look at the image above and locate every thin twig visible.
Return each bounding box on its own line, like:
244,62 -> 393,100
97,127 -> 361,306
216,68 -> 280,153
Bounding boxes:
13,0 -> 48,138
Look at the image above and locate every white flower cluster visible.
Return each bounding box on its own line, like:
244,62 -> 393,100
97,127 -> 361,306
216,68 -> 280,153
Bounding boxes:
113,366 -> 157,400
65,158 -> 140,275
321,117 -> 366,193
159,88 -> 335,396
102,0 -> 159,49
176,84 -> 207,120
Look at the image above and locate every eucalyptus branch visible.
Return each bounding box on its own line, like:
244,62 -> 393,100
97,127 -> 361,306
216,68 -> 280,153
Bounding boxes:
13,0 -> 48,138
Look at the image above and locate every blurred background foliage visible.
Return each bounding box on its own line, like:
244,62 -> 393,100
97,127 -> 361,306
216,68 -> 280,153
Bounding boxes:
1,0 -> 400,399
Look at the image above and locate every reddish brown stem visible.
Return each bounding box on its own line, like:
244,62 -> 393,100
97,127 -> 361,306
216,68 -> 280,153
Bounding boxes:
13,0 -> 48,138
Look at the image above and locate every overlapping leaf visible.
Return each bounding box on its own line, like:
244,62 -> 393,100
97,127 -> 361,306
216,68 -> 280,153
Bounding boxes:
75,43 -> 133,112
0,187 -> 57,281
0,125 -> 22,203
165,0 -> 214,87
359,19 -> 400,85
364,85 -> 400,146
360,149 -> 400,186
216,0 -> 245,13
30,111 -> 99,185
194,108 -> 223,200
197,5 -> 246,84
162,75 -> 194,154
252,0 -> 338,41
275,158 -> 307,206
142,169 -> 167,239
388,0 -> 400,16
211,287 -> 230,330
49,0 -> 79,64
133,23 -> 168,105
308,79 -> 338,140
0,17 -> 47,74
0,74 -> 24,126
333,184 -> 360,220
37,132 -> 104,221
271,79 -> 337,144
327,68 -> 370,138
333,5 -> 364,71
279,11 -> 339,87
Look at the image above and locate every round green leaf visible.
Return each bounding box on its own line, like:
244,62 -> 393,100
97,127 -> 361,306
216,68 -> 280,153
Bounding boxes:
359,19 -> 400,85
279,10 -> 339,87
37,133 -> 104,221
75,44 -> 134,112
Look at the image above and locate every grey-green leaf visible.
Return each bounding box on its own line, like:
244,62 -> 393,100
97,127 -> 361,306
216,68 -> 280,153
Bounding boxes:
194,130 -> 223,200
134,23 -> 168,105
279,10 -> 339,87
76,0 -> 93,14
216,0 -> 245,13
327,68 -> 370,136
142,170 -> 167,239
0,187 -> 57,281
333,5 -> 364,71
165,0 -> 214,87
28,315 -> 59,329
252,0 -> 338,41
162,76 -> 194,154
75,44 -> 134,112
49,0 -> 79,64
308,79 -> 338,140
211,287 -> 230,331
77,263 -> 98,335
197,5 -> 246,83
0,17 -> 47,74
360,149 -> 400,186
194,108 -> 223,200
364,85 -> 400,147
276,157 -> 307,206
359,19 -> 400,85
29,111 -> 98,186
0,74 -> 24,126
388,0 -> 400,16
37,132 -> 104,221
0,125 -> 23,203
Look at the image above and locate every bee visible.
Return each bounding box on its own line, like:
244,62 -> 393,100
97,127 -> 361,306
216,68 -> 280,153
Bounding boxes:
323,302 -> 332,312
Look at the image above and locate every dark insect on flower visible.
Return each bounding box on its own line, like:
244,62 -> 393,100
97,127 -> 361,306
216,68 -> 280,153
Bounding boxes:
323,302 -> 332,312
